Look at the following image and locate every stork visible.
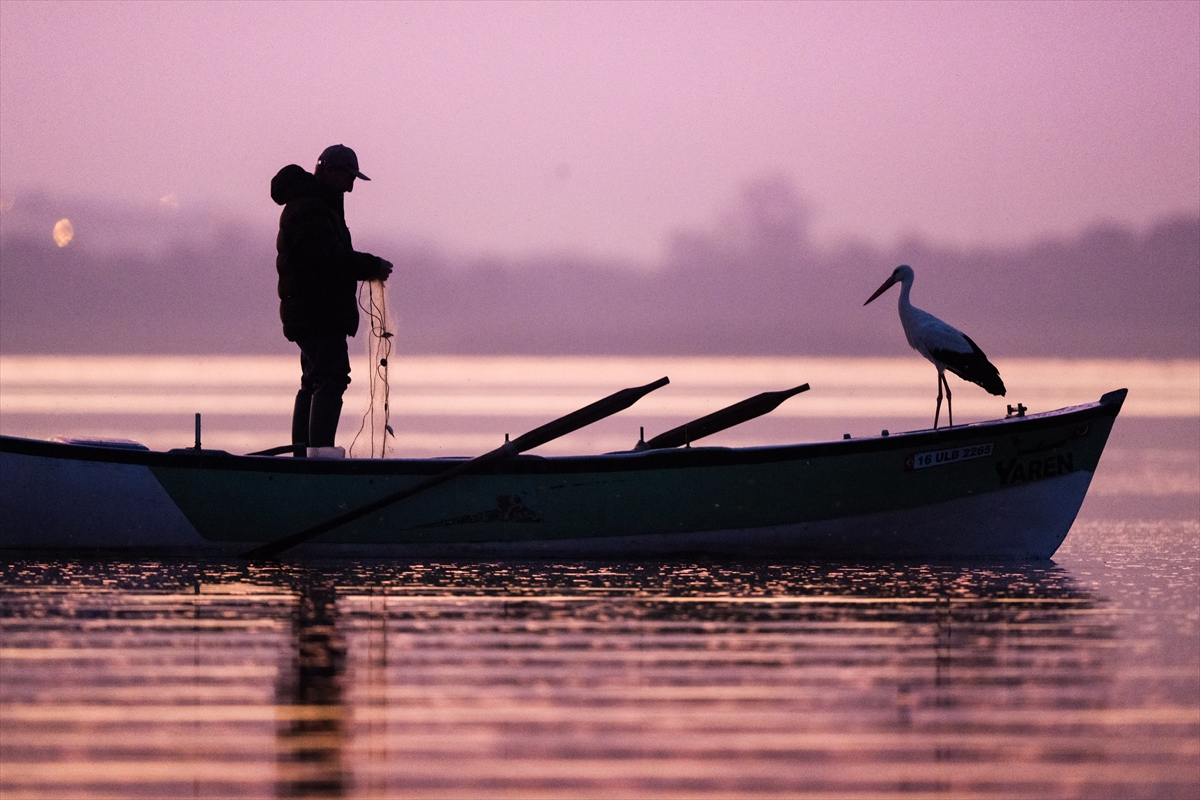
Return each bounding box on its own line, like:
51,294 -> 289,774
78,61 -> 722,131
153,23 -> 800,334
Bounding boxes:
864,264 -> 1005,428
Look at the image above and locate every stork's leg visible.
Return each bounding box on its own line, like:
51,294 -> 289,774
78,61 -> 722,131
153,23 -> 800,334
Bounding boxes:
934,373 -> 943,429
944,375 -> 953,427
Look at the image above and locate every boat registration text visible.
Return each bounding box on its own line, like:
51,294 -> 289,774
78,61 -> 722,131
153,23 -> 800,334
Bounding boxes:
906,442 -> 994,471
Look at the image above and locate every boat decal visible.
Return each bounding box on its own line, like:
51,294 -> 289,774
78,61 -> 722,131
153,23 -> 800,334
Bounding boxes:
411,493 -> 542,529
905,442 -> 994,471
995,453 -> 1074,486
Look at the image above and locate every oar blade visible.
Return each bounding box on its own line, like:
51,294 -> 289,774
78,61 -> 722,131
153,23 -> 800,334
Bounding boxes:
510,376 -> 669,452
640,383 -> 809,450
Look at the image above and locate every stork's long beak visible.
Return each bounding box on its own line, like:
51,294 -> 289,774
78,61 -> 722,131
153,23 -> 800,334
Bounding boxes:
863,275 -> 898,306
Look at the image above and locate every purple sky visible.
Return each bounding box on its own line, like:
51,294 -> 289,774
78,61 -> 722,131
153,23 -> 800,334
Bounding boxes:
1,0 -> 1197,263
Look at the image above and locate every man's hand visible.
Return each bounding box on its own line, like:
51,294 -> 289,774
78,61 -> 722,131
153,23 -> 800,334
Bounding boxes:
377,259 -> 393,281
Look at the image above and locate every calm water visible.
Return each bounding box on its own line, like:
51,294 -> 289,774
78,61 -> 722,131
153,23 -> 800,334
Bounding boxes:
1,356 -> 1197,798
2,355 -> 1196,455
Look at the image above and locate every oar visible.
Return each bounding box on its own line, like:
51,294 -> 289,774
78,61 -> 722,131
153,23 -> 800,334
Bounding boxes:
247,444 -> 296,456
242,376 -> 669,559
634,383 -> 809,450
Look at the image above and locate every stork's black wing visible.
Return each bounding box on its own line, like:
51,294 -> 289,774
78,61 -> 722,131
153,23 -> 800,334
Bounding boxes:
931,335 -> 1006,396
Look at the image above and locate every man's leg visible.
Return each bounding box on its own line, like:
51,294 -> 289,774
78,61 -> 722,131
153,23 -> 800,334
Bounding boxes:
304,336 -> 352,448
291,347 -> 316,457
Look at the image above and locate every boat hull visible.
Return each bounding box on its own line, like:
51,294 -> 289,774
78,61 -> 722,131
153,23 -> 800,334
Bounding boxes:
0,449 -> 207,549
0,389 -> 1126,559
283,470 -> 1092,560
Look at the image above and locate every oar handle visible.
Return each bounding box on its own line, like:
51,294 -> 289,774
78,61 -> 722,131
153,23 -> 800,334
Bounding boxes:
246,444 -> 297,457
243,450 -> 501,559
242,376 -> 669,559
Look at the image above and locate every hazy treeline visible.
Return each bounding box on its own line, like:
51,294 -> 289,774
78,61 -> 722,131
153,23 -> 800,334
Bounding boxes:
2,178 -> 1197,357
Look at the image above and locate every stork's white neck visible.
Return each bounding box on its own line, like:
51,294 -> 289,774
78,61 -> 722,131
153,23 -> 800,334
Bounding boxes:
896,271 -> 914,313
894,270 -> 922,352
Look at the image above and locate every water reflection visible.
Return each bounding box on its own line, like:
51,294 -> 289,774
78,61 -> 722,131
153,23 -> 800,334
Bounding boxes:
2,557 -> 1195,799
276,571 -> 346,798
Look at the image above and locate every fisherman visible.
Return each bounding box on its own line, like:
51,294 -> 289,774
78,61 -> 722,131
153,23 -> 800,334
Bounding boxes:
271,144 -> 393,458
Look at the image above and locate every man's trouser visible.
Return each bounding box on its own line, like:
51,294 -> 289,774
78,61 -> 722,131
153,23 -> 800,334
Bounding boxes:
291,335 -> 351,455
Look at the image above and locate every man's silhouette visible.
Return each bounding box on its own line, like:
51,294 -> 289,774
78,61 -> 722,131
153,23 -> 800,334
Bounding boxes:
271,145 -> 393,458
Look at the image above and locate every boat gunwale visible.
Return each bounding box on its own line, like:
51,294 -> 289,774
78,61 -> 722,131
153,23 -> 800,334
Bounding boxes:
0,390 -> 1127,477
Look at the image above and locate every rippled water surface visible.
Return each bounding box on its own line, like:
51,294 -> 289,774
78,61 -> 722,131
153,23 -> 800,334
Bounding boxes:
2,519 -> 1197,799
2,357 -> 1198,798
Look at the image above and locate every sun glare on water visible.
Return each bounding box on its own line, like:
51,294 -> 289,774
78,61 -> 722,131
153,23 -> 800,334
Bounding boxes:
52,218 -> 73,248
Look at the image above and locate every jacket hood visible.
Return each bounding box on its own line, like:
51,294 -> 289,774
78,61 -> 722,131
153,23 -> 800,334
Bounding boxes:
271,164 -> 320,206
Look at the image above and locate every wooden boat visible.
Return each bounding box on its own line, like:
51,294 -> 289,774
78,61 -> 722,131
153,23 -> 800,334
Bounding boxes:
0,388 -> 1127,559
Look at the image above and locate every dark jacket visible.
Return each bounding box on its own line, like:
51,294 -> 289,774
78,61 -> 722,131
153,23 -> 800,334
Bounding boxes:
271,164 -> 387,341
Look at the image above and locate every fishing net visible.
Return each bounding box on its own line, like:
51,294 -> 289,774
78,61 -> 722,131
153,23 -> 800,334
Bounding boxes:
350,280 -> 394,457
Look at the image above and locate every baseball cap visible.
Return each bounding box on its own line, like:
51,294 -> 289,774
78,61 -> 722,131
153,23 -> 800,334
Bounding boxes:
317,144 -> 370,181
